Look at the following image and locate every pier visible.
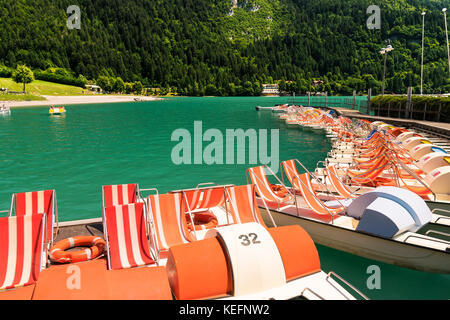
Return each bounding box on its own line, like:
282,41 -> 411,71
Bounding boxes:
333,107 -> 450,140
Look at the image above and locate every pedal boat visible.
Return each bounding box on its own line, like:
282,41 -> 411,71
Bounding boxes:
49,106 -> 66,115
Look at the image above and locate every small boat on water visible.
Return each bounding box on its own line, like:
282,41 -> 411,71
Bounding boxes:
0,106 -> 11,115
0,184 -> 367,300
272,104 -> 289,113
255,106 -> 274,111
49,106 -> 66,115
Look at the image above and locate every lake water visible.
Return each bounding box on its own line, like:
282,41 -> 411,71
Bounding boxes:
0,96 -> 448,299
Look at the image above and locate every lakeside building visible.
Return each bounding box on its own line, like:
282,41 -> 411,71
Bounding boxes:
262,84 -> 279,96
85,84 -> 102,93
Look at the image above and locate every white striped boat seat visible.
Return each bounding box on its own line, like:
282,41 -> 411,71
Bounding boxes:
104,203 -> 154,270
0,214 -> 45,290
13,190 -> 54,245
225,184 -> 267,227
103,184 -> 137,209
147,193 -> 192,253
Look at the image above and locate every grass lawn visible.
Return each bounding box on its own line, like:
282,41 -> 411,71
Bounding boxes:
0,93 -> 46,101
0,77 -> 88,96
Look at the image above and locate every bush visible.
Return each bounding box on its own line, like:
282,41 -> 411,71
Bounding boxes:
34,68 -> 87,88
370,95 -> 450,122
0,65 -> 13,78
132,81 -> 143,94
204,84 -> 217,96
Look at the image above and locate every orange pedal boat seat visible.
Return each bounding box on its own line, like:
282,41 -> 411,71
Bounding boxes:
167,237 -> 232,300
33,258 -> 172,300
268,225 -> 321,281
166,224 -> 320,300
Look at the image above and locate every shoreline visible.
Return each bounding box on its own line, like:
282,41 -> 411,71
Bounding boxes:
1,95 -> 162,108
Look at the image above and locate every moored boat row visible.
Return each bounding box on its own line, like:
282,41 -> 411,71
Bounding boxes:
250,104 -> 450,274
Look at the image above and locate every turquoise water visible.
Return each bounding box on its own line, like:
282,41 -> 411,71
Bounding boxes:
0,96 -> 448,299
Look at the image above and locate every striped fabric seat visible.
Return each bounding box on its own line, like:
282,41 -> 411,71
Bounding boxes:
181,187 -> 226,212
103,184 -> 138,209
296,173 -> 345,216
225,185 -> 267,227
0,214 -> 45,290
104,203 -> 155,270
326,165 -> 358,199
147,193 -> 192,255
12,190 -> 56,245
248,166 -> 293,206
281,160 -> 344,218
282,160 -> 303,190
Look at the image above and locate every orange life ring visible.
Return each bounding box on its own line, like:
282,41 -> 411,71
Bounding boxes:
187,212 -> 219,231
270,184 -> 289,197
49,236 -> 106,264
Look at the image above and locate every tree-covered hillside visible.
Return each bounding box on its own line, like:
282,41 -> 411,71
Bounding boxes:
0,0 -> 449,95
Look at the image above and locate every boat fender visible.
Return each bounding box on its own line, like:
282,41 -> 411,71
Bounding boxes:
50,236 -> 106,263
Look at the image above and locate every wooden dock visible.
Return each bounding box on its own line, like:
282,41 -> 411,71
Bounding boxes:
333,108 -> 450,139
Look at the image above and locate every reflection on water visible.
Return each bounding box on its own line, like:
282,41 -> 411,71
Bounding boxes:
48,114 -> 67,141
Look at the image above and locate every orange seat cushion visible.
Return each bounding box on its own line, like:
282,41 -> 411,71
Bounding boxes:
32,258 -> 172,300
268,225 -> 321,281
0,284 -> 35,300
166,237 -> 232,300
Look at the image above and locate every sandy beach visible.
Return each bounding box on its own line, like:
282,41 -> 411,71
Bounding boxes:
1,95 -> 161,108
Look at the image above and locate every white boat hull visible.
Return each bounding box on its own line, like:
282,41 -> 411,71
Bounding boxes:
260,208 -> 450,274
255,106 -> 274,111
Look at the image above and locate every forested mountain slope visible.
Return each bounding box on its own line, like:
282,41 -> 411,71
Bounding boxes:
0,0 -> 449,95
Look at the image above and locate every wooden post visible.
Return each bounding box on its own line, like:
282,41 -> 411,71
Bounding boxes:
324,91 -> 327,108
367,88 -> 372,115
307,92 -> 311,107
423,102 -> 427,120
437,103 -> 442,122
388,102 -> 391,117
352,90 -> 356,110
405,87 -> 412,119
